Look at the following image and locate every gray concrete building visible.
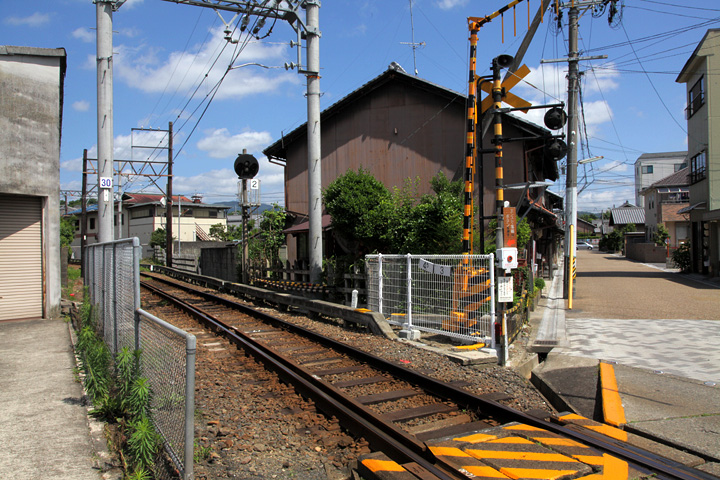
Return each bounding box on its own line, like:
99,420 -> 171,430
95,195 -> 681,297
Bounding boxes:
0,46 -> 66,320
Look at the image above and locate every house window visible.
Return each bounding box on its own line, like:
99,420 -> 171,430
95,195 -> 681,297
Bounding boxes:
209,210 -> 218,218
690,151 -> 706,183
687,76 -> 705,118
89,217 -> 96,230
642,165 -> 653,174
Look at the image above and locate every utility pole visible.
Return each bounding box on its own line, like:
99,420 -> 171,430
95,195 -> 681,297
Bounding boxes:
166,122 -> 174,267
305,0 -> 322,284
542,0 -> 609,298
564,4 -> 579,299
161,0 -> 323,283
96,1 -> 116,243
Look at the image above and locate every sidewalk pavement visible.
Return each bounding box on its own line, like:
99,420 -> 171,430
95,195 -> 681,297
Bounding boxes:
0,317 -> 118,480
523,255 -> 720,474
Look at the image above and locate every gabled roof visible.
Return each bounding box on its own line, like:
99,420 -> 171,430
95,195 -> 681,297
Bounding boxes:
609,206 -> 645,226
263,64 -> 549,160
677,29 -> 720,83
647,167 -> 690,190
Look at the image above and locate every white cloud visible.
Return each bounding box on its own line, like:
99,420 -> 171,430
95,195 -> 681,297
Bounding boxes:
578,187 -> 634,211
61,157 -> 83,173
72,100 -> 90,112
113,31 -> 300,100
72,27 -> 94,43
436,0 -> 469,10
4,13 -> 50,27
196,128 -> 273,159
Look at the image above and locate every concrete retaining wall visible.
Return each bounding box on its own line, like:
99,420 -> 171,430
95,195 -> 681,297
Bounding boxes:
199,246 -> 238,283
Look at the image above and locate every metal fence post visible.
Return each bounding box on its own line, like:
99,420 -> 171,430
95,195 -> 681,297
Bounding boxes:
112,241 -> 118,353
184,334 -> 196,480
378,253 -> 383,315
490,253 -> 497,348
406,253 -> 413,329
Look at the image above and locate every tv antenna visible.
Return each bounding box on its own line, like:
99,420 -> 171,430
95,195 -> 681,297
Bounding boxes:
400,0 -> 425,76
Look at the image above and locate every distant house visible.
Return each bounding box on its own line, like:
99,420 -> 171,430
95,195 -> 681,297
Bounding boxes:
634,151 -> 687,207
609,201 -> 645,231
641,167 -> 690,247
263,64 -> 563,272
66,193 -> 229,258
676,28 -> 720,275
577,218 -> 595,236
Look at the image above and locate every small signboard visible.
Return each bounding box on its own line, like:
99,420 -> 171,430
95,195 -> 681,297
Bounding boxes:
100,176 -> 113,189
503,206 -> 517,248
497,276 -> 514,303
418,258 -> 453,277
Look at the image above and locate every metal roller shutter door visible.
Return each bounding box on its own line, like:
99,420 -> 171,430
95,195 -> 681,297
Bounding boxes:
0,194 -> 43,321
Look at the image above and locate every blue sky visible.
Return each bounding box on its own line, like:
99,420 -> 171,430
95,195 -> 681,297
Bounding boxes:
2,0 -> 719,213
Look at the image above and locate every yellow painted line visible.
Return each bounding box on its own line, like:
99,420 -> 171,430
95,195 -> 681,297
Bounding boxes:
600,362 -> 627,427
452,432 -> 497,443
461,465 -> 512,478
504,424 -> 546,432
575,454 -> 629,479
429,446 -> 473,458
361,458 -> 406,473
532,437 -> 585,448
467,449 -> 580,463
499,467 -> 578,480
558,413 -> 628,442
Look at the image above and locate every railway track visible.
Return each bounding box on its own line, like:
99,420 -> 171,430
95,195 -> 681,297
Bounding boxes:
140,272 -> 716,480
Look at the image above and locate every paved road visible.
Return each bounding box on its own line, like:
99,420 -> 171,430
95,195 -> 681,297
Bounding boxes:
570,250 -> 720,320
538,250 -> 720,385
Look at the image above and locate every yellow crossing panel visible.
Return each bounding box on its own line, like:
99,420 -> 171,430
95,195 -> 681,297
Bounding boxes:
502,424 -> 630,473
465,436 -> 593,479
430,446 -> 511,480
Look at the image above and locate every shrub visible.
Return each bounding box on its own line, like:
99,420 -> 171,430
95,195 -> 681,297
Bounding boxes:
671,242 -> 691,272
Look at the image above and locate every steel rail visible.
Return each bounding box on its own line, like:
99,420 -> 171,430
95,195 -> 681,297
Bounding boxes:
141,275 -> 716,480
141,280 -> 465,480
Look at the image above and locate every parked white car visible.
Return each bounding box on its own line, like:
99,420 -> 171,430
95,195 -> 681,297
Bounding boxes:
577,241 -> 594,250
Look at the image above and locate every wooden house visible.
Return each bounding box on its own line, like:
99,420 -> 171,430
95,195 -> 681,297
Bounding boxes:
263,64 -> 563,271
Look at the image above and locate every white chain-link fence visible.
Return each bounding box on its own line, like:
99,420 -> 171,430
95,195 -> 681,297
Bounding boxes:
365,254 -> 495,345
85,238 -> 195,480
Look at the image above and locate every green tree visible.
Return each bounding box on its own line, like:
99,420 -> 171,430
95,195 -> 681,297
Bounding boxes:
653,224 -> 670,246
323,168 -> 393,255
209,223 -> 242,241
249,204 -> 287,263
149,228 -> 169,250
60,216 -> 76,248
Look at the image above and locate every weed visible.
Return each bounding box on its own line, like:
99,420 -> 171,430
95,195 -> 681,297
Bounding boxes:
194,440 -> 213,463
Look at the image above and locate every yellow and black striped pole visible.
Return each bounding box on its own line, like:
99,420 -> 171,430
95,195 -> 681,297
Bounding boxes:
463,29 -> 478,258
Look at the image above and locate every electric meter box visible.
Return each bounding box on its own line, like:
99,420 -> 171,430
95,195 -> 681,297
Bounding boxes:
498,247 -> 518,270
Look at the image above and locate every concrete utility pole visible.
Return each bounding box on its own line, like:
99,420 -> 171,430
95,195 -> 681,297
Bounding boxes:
564,4 -> 580,299
305,0 -> 322,284
160,0 -> 323,283
96,1 -> 116,243
541,1 -> 608,298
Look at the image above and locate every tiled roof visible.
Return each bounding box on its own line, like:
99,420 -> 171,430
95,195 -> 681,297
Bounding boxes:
609,206 -> 645,226
122,193 -> 192,205
648,167 -> 690,189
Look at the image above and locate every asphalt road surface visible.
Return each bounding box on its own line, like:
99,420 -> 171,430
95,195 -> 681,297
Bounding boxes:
570,250 -> 720,320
